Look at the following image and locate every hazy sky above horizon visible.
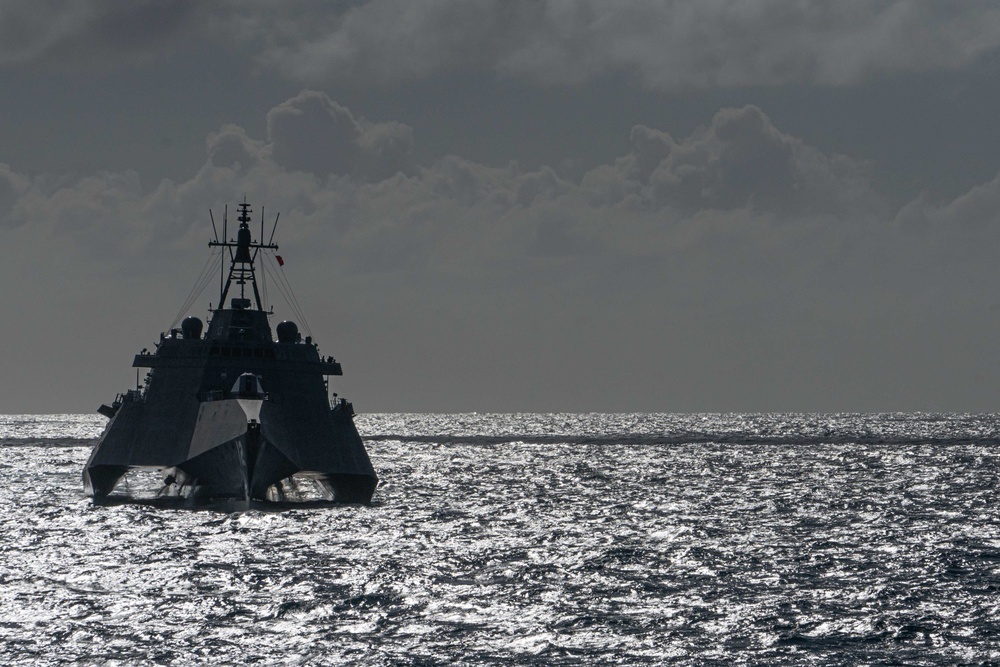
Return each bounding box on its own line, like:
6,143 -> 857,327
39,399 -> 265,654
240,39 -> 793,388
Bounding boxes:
5,1 -> 1000,413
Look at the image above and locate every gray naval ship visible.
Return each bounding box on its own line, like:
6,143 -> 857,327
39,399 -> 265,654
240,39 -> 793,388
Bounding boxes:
84,199 -> 378,503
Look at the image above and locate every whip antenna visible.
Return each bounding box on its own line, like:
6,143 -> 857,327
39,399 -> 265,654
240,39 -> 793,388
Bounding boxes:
268,212 -> 280,245
209,209 -> 219,243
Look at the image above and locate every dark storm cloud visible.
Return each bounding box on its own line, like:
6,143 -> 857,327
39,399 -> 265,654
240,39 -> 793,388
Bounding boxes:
234,1 -> 1000,88
5,3 -> 1000,88
0,0 -> 202,66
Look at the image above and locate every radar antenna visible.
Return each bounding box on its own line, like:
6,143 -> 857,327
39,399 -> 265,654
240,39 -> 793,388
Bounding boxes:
208,196 -> 278,311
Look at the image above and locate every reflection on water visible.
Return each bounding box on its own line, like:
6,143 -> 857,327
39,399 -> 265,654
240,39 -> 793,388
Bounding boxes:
1,413 -> 999,664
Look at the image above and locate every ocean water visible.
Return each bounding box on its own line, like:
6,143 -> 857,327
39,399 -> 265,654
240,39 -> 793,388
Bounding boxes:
1,413 -> 999,665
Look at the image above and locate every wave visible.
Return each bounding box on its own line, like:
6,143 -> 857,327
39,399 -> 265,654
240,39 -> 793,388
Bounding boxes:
7,434 -> 1000,449
0,437 -> 98,448
363,433 -> 1000,447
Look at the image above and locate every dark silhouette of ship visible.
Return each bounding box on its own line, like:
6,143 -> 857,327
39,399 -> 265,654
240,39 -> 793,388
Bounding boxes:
84,199 -> 378,503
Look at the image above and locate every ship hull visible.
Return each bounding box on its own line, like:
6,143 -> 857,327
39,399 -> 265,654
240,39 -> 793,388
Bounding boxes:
84,396 -> 378,503
85,199 -> 378,504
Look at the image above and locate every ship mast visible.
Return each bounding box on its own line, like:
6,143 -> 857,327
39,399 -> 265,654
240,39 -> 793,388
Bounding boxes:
209,197 -> 278,311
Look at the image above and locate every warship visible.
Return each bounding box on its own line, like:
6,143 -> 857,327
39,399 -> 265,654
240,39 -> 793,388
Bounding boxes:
83,199 -> 378,503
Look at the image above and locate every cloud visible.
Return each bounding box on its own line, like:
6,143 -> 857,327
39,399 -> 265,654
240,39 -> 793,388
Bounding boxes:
0,163 -> 29,227
266,90 -> 412,181
207,124 -> 265,172
579,106 -> 879,220
892,172 -> 1000,273
9,91 -> 1000,411
244,0 -> 502,83
0,91 -> 891,296
896,173 -> 1000,235
0,0 -> 203,67
231,1 -> 1000,88
8,3 -> 999,89
0,97 -> 879,273
499,1 -> 1000,87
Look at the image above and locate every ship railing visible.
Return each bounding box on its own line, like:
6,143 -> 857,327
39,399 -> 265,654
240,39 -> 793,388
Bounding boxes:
117,389 -> 144,404
331,397 -> 355,417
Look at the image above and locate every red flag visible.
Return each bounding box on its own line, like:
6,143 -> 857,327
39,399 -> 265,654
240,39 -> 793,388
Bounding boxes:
276,255 -> 284,266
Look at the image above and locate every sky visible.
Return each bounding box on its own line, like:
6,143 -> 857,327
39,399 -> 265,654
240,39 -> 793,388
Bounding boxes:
4,1 -> 1000,413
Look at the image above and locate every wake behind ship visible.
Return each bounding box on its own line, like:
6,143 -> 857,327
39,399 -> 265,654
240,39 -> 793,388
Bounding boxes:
83,199 -> 378,503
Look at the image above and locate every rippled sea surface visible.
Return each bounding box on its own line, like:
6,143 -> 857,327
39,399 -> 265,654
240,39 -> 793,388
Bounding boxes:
2,413 -> 1000,665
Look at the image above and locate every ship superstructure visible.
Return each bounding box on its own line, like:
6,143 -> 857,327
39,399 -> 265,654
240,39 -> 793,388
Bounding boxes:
83,199 -> 378,502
